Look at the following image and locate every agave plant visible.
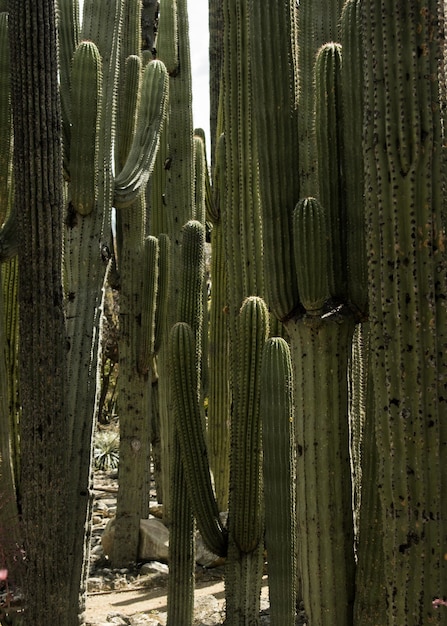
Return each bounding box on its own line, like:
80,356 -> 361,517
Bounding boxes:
93,431 -> 120,472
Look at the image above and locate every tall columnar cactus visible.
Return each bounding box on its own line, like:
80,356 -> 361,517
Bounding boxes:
221,0 -> 265,324
250,0 -> 363,623
225,296 -> 269,625
8,1 -> 73,623
296,0 -> 345,198
260,337 -> 297,626
154,0 -> 195,525
59,0 -> 123,609
362,1 -> 447,622
291,199 -> 356,625
167,220 -> 206,625
112,57 -> 169,567
57,0 -> 169,595
206,134 -> 231,511
0,12 -> 20,552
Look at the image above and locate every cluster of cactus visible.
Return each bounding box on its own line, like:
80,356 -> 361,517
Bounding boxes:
1,0 -> 446,624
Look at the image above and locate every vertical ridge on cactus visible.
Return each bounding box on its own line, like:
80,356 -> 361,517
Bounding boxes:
362,0 -> 447,621
340,0 -> 367,315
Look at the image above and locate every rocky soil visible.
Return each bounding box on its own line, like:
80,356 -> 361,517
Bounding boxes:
86,470 -> 306,625
86,469 -> 229,625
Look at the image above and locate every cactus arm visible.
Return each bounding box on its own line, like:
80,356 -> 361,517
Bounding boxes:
156,0 -> 179,75
153,233 -> 171,354
137,235 -> 159,375
116,54 -> 141,175
170,321 -> 227,557
70,41 -> 102,216
315,42 -> 347,301
293,197 -> 330,314
114,60 -> 169,208
260,337 -> 297,626
225,296 -> 269,625
296,0 -> 345,197
193,133 -> 206,224
166,219 -> 206,625
250,0 -> 300,322
231,296 -> 269,553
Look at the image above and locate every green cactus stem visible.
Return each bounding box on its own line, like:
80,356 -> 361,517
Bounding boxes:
170,321 -> 227,557
289,312 -> 356,625
70,41 -> 102,216
293,197 -> 330,314
205,133 -> 231,512
315,42 -> 347,301
260,337 -> 297,626
167,220 -> 206,625
137,235 -> 159,375
340,0 -> 367,315
114,60 -> 169,208
250,0 -> 300,322
296,0 -> 345,198
225,296 -> 269,625
8,0 -> 72,621
362,1 -> 447,621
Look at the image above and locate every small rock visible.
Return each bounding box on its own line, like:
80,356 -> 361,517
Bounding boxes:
140,561 -> 169,576
193,595 -> 221,625
94,501 -> 109,513
101,518 -> 169,562
106,612 -> 130,625
129,615 -> 161,626
87,577 -> 103,592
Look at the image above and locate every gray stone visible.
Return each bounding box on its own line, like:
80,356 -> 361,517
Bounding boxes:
87,577 -> 104,592
129,615 -> 162,626
139,561 -> 169,576
193,595 -> 222,625
101,518 -> 169,562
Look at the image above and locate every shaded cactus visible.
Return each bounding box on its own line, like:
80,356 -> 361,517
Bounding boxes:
315,42 -> 347,300
362,0 -> 447,622
167,220 -> 206,625
293,197 -> 330,314
70,41 -> 102,216
260,337 -> 297,626
225,296 -> 269,625
170,321 -> 227,557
